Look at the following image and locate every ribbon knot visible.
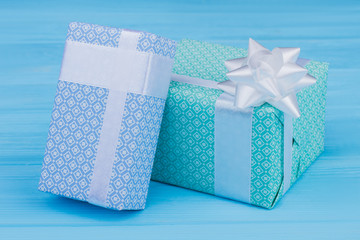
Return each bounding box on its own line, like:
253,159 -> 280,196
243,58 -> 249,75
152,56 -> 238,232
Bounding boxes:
218,38 -> 316,118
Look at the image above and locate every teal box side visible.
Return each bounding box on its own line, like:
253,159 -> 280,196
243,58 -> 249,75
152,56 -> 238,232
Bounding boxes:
152,81 -> 221,194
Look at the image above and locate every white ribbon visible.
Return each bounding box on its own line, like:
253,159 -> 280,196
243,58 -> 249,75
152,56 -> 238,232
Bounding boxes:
60,40 -> 173,99
214,94 -> 253,202
218,38 -> 316,118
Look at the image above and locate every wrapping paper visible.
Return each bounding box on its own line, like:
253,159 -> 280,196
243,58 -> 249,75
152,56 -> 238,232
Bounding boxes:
152,39 -> 328,208
39,22 -> 176,210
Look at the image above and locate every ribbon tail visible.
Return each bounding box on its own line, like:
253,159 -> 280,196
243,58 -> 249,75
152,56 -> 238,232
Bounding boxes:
292,74 -> 317,93
225,57 -> 247,71
217,80 -> 236,95
248,38 -> 269,57
275,47 -> 300,63
276,63 -> 308,95
226,65 -> 254,85
234,84 -> 266,109
268,93 -> 300,118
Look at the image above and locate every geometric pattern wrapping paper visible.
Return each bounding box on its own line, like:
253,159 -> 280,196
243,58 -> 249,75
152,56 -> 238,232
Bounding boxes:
39,22 -> 176,210
152,39 -> 328,208
39,81 -> 108,202
106,93 -> 165,209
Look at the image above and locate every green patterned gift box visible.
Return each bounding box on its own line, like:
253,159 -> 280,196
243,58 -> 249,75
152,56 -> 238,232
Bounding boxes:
151,39 -> 328,209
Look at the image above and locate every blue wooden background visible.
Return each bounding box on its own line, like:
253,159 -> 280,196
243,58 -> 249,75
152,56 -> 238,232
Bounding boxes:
0,0 -> 359,239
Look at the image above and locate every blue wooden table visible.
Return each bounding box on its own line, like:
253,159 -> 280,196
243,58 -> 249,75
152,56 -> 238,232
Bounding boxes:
1,0 -> 359,239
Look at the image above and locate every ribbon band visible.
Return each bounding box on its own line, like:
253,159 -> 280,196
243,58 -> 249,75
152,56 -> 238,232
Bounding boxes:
60,40 -> 173,99
88,90 -> 127,206
214,93 -> 253,202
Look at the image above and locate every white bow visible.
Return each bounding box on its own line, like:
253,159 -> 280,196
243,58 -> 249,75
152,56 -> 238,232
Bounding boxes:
218,38 -> 316,118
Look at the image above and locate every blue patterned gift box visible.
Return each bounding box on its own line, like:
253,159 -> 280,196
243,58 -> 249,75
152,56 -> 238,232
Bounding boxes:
152,39 -> 328,209
39,22 -> 176,210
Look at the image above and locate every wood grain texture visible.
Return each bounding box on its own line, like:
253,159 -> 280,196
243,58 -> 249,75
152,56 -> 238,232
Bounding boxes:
0,0 -> 359,239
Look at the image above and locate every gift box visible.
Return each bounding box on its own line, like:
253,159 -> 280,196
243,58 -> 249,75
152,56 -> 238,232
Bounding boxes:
38,22 -> 176,210
152,39 -> 328,209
